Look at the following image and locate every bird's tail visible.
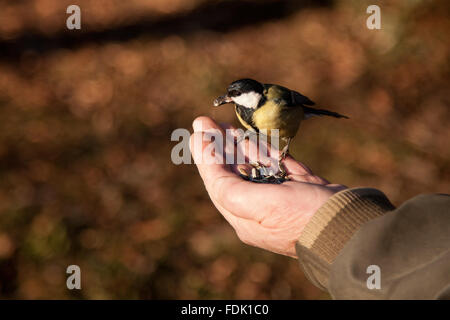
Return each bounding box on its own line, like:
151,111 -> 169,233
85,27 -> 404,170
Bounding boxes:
303,106 -> 349,119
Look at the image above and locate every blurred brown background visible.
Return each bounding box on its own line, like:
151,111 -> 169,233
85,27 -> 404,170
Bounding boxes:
0,0 -> 448,299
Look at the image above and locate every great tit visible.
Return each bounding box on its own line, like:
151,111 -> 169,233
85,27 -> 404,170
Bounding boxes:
213,78 -> 348,182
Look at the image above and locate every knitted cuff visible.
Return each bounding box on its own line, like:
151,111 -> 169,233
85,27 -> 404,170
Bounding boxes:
296,187 -> 395,290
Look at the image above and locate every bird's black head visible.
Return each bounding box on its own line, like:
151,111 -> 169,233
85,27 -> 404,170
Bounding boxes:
214,78 -> 264,109
227,79 -> 264,96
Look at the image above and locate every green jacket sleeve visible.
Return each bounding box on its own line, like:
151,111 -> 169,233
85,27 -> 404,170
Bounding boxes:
295,188 -> 450,299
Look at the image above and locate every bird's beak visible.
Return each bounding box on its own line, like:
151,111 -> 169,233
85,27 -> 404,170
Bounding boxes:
213,94 -> 232,107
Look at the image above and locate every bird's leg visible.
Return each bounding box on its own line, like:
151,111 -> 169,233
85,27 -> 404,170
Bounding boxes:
236,130 -> 267,173
277,159 -> 287,178
277,138 -> 291,178
281,137 -> 291,160
237,131 -> 291,184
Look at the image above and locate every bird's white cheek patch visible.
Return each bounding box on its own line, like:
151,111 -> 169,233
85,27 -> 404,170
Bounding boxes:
232,92 -> 262,109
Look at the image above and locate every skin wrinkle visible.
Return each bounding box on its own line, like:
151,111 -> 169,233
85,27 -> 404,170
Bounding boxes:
237,216 -> 263,247
209,169 -> 285,223
260,202 -> 293,228
211,198 -> 240,229
211,197 -> 267,251
267,218 -> 306,257
211,175 -> 240,200
209,185 -> 264,239
214,173 -> 307,254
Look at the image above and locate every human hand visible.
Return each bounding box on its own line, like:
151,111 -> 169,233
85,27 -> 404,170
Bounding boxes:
190,116 -> 346,258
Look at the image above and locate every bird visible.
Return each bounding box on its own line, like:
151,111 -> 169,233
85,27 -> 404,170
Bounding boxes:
213,78 -> 348,182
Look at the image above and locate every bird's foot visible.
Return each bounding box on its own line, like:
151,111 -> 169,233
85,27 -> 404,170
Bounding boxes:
238,161 -> 290,184
277,158 -> 288,179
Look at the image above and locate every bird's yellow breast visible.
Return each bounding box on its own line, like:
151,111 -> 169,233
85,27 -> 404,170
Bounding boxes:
252,101 -> 304,138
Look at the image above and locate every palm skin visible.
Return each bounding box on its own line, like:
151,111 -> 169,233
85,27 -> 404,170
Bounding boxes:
190,116 -> 347,258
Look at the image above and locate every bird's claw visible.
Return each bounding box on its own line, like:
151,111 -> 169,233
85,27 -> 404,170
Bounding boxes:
238,161 -> 289,184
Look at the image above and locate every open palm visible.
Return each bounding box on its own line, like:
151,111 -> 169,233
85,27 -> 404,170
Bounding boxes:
190,116 -> 346,258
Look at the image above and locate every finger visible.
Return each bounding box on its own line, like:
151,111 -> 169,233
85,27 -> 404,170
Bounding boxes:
219,123 -> 237,131
193,116 -> 226,136
236,134 -> 275,167
210,197 -> 257,233
211,174 -> 286,221
220,124 -> 275,168
194,119 -> 317,181
213,196 -> 295,257
190,117 -> 291,221
190,144 -> 281,221
231,163 -> 253,176
211,198 -> 244,229
212,197 -> 267,250
287,174 -> 329,184
190,117 -> 228,185
219,126 -> 314,177
282,155 -> 314,175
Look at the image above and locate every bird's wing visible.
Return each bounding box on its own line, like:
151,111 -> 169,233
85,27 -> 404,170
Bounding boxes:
302,106 -> 349,119
290,90 -> 315,106
264,84 -> 315,107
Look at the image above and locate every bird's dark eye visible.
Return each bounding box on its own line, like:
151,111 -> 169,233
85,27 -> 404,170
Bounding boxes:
228,90 -> 240,97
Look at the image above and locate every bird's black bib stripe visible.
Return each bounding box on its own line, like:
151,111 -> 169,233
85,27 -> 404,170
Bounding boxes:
235,104 -> 259,132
